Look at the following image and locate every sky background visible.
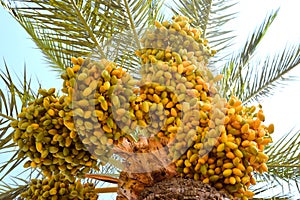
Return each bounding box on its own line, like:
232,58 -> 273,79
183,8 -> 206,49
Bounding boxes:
0,0 -> 300,199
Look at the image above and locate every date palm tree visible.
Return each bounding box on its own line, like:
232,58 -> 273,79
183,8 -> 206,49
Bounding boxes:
0,0 -> 299,199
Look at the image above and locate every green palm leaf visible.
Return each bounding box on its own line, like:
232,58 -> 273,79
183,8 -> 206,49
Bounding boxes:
0,183 -> 28,200
266,129 -> 300,179
241,45 -> 300,103
0,62 -> 37,197
249,129 -> 300,198
1,0 -> 164,75
221,9 -> 299,106
1,0 -> 127,72
220,9 -> 279,100
100,0 -> 165,75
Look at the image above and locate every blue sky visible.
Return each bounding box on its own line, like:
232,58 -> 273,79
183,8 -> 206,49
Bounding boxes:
0,6 -> 62,91
0,0 -> 300,199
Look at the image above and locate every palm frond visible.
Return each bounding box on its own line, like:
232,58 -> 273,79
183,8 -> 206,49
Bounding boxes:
251,173 -> 299,199
221,9 -> 280,100
0,61 -> 36,194
249,129 -> 300,198
1,0 -> 164,75
0,167 -> 43,199
266,129 -> 300,179
119,0 -> 151,50
0,183 -> 28,200
241,44 -> 300,103
237,9 -> 278,68
0,61 -> 35,120
100,0 -> 165,76
1,0 -> 128,73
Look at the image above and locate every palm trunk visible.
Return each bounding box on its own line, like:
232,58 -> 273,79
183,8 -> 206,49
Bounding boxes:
138,177 -> 230,200
114,137 -> 231,200
87,137 -> 231,200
